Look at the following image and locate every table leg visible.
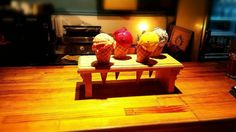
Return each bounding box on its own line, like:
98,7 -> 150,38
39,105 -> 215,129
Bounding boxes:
80,73 -> 92,98
155,68 -> 181,93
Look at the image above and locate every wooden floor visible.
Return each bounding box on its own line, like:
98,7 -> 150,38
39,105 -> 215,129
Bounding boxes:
0,61 -> 236,131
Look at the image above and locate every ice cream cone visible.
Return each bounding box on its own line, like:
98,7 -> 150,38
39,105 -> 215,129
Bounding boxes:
114,45 -> 129,59
113,27 -> 133,59
95,45 -> 113,64
150,46 -> 163,57
115,72 -> 120,80
136,45 -> 151,63
150,40 -> 167,57
149,70 -> 153,77
100,72 -> 107,84
136,71 -> 143,83
92,33 -> 115,64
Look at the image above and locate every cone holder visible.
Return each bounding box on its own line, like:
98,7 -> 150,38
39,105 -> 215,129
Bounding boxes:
78,54 -> 183,98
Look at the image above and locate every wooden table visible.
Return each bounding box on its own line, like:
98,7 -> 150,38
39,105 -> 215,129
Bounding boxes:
1,61 -> 236,131
78,54 -> 184,97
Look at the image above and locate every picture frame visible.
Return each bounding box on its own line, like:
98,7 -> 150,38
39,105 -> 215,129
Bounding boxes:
169,26 -> 193,52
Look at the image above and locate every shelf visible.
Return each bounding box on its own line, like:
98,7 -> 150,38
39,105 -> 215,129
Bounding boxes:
204,56 -> 228,59
204,52 -> 228,59
210,16 -> 236,21
205,53 -> 228,56
211,30 -> 236,36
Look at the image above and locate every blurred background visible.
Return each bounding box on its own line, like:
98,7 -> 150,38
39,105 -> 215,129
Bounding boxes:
0,0 -> 235,66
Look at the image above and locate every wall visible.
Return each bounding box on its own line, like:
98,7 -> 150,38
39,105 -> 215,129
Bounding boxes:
28,0 -> 98,13
176,0 -> 209,61
53,15 -> 174,42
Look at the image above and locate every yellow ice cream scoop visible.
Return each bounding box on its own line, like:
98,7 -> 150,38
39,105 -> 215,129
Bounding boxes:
138,31 -> 160,52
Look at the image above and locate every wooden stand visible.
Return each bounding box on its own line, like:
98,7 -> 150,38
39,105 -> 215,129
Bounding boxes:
78,54 -> 183,98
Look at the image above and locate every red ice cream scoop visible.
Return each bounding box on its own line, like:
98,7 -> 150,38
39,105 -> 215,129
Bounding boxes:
113,28 -> 133,47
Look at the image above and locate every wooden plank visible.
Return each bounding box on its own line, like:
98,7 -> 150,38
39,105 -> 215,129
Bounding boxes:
0,61 -> 236,131
180,92 -> 236,120
78,54 -> 183,73
155,68 -> 181,93
80,73 -> 92,97
187,102 -> 236,120
58,112 -> 197,132
124,105 -> 188,115
0,120 -> 60,132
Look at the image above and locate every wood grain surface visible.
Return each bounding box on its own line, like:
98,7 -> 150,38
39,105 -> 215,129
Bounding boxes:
78,54 -> 183,73
0,61 -> 236,131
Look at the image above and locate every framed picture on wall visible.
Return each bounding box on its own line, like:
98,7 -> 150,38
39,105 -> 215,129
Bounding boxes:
169,26 -> 193,52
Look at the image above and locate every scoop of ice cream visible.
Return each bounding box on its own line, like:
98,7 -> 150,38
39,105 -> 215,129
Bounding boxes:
92,33 -> 115,51
138,31 -> 159,52
113,28 -> 133,47
152,27 -> 168,41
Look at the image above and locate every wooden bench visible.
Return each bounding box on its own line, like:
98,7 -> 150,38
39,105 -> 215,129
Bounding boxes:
77,54 -> 183,98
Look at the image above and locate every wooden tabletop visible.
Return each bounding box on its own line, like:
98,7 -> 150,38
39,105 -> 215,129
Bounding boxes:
0,61 -> 236,131
78,54 -> 183,73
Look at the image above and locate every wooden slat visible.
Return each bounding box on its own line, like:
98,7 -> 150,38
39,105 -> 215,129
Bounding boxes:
0,61 -> 236,131
58,112 -> 197,132
125,105 -> 188,115
78,54 -> 183,73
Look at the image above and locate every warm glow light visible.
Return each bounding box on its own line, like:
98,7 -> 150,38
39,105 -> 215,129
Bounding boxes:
195,23 -> 203,30
138,22 -> 148,32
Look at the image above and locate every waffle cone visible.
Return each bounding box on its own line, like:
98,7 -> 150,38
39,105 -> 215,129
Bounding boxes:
136,45 -> 151,63
95,45 -> 113,64
150,45 -> 163,57
150,40 -> 167,57
114,45 -> 129,59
